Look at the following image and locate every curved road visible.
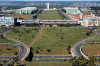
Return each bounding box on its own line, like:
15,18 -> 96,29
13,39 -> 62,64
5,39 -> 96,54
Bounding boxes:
0,28 -> 29,66
72,29 -> 100,65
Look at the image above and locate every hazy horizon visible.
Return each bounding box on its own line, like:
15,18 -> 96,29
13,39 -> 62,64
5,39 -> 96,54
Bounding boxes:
0,0 -> 100,1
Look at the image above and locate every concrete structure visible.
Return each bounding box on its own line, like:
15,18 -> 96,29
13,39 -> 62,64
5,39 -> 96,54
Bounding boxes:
0,16 -> 17,26
82,17 -> 100,27
46,3 -> 49,10
80,13 -> 82,19
1,10 -> 17,14
83,17 -> 89,27
63,7 -> 79,14
17,7 -> 37,15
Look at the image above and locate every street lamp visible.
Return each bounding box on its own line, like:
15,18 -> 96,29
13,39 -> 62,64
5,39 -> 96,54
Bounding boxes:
97,53 -> 98,64
2,55 -> 4,61
42,51 -> 43,58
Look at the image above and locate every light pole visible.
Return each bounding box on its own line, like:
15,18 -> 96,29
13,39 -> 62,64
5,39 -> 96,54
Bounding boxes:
2,55 -> 4,61
88,52 -> 90,56
37,54 -> 38,59
63,52 -> 64,59
42,51 -> 43,58
97,53 -> 98,65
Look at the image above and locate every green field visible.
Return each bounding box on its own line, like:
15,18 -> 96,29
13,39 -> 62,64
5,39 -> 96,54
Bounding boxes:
0,35 -> 15,44
0,35 -> 18,56
82,44 -> 100,55
82,27 -> 100,55
5,27 -> 40,46
85,35 -> 100,43
37,11 -> 67,20
0,45 -> 19,56
31,27 -> 95,55
24,61 -> 72,66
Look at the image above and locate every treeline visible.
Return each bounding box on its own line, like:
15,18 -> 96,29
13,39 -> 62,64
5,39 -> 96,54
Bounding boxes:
57,24 -> 77,27
24,23 -> 40,27
61,9 -> 66,13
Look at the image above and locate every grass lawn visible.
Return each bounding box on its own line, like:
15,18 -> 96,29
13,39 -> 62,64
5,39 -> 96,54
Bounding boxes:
82,44 -> 100,55
7,15 -> 32,20
37,11 -> 67,20
5,27 -> 40,46
0,35 -> 19,56
0,35 -> 15,44
85,35 -> 100,43
24,61 -> 72,66
31,27 -> 95,55
0,45 -> 19,56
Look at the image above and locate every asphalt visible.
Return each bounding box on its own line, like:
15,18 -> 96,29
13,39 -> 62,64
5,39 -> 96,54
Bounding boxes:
33,55 -> 72,58
0,59 -> 10,62
32,59 -> 71,61
73,29 -> 100,58
0,28 -> 28,66
73,29 -> 100,66
28,9 -> 42,20
59,10 -> 71,20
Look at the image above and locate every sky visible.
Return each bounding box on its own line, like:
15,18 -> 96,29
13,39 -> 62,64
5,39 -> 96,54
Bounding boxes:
0,0 -> 100,1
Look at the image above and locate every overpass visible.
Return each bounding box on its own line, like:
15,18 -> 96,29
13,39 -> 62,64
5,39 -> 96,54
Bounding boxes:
18,19 -> 83,25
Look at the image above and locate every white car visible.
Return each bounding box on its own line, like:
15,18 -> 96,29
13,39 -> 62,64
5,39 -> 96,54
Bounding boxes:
36,59 -> 39,61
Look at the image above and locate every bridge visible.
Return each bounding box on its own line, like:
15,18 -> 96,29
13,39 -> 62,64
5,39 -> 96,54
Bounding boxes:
18,19 -> 83,25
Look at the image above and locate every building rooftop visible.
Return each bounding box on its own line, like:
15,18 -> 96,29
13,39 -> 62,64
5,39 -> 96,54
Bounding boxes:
18,7 -> 36,10
0,16 -> 16,19
1,10 -> 17,13
63,7 -> 78,9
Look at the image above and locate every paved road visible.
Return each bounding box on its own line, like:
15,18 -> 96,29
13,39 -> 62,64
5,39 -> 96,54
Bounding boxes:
73,29 -> 100,66
32,59 -> 71,61
59,10 -> 71,20
73,30 -> 100,58
28,9 -> 41,20
0,56 -> 15,58
33,55 -> 72,58
0,28 -> 29,66
0,59 -> 10,62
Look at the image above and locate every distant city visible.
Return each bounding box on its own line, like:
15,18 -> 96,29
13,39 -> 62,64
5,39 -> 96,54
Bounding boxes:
0,1 -> 100,7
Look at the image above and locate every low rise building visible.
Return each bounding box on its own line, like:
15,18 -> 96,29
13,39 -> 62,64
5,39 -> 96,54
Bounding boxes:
17,7 -> 37,15
0,16 -> 17,26
63,7 -> 80,14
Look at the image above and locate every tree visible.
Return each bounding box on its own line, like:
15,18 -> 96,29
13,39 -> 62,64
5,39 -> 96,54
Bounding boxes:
61,36 -> 64,39
86,32 -> 90,36
78,56 -> 84,61
72,59 -> 79,66
49,24 -> 53,27
88,55 -> 96,63
70,56 -> 77,62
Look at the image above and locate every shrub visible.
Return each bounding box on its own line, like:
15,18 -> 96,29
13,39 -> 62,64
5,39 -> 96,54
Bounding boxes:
15,52 -> 19,55
47,49 -> 51,52
7,48 -> 11,50
36,50 -> 39,54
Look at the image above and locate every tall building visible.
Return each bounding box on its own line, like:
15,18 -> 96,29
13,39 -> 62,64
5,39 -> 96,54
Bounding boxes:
0,16 -> 17,26
17,7 -> 37,15
46,3 -> 49,10
63,7 -> 79,14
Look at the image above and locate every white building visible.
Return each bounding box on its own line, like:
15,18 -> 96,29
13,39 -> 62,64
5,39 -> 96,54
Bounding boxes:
46,3 -> 49,10
83,17 -> 89,27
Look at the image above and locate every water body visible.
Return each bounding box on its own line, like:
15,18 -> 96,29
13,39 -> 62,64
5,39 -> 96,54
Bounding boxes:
0,5 -> 34,6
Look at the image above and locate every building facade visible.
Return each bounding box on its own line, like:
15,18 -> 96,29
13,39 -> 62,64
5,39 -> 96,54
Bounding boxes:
63,7 -> 79,14
0,16 -> 17,26
17,7 -> 37,15
46,3 -> 49,10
